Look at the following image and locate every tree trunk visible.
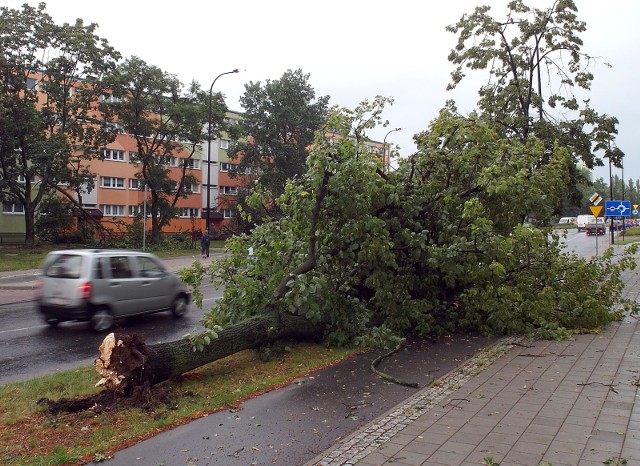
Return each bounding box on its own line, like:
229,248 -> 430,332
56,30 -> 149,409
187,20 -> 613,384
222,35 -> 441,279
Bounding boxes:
24,205 -> 36,248
95,312 -> 322,394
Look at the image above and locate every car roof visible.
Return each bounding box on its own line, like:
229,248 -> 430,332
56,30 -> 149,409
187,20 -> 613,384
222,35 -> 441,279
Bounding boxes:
48,249 -> 154,257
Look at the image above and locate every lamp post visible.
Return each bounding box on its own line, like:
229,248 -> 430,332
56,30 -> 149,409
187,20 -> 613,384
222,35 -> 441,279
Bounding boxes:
609,150 -> 614,244
383,127 -> 401,172
622,161 -> 625,240
206,69 -> 239,232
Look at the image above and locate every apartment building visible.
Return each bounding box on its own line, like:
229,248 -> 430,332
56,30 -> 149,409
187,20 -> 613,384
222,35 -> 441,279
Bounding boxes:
1,77 -> 394,243
0,71 -> 207,242
82,134 -> 204,236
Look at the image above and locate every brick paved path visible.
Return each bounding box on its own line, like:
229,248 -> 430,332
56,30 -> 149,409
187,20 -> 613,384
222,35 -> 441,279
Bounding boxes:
309,261 -> 640,466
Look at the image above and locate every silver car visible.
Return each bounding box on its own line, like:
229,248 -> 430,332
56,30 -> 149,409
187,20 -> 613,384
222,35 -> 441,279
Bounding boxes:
36,249 -> 191,331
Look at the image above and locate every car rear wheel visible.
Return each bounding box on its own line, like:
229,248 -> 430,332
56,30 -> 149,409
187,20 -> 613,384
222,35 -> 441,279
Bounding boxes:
91,307 -> 114,332
45,317 -> 60,327
172,295 -> 188,317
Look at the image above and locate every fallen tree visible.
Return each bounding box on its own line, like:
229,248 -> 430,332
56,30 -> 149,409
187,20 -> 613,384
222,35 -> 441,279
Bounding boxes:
91,0 -> 638,392
91,99 -> 637,397
94,313 -> 322,394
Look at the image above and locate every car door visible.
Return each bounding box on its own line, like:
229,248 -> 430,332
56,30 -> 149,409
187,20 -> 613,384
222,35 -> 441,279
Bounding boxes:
134,255 -> 172,311
106,255 -> 140,316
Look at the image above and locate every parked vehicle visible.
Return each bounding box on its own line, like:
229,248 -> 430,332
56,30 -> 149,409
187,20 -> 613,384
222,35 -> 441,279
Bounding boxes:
576,214 -> 595,232
36,249 -> 191,331
611,219 -> 625,231
557,217 -> 577,225
585,217 -> 606,236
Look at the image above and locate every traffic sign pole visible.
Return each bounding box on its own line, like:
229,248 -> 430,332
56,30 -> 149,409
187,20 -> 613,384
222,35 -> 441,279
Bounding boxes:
589,195 -> 603,254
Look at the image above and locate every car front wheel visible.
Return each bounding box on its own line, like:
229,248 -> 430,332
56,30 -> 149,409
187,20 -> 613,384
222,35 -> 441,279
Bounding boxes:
172,295 -> 188,317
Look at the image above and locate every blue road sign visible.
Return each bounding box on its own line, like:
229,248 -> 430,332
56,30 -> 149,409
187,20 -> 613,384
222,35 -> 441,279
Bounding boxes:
605,200 -> 632,217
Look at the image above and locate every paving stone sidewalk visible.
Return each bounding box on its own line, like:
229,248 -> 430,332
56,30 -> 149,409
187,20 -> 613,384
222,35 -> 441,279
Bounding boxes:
309,265 -> 640,466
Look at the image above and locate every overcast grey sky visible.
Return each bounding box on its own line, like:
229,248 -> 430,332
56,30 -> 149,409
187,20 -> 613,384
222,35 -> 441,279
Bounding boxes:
4,0 -> 638,184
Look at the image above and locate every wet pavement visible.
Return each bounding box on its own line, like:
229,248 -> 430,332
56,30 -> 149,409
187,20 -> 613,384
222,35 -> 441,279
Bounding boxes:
306,254 -> 640,466
99,334 -> 496,465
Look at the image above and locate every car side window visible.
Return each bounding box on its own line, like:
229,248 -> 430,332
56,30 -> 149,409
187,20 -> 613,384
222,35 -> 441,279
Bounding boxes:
109,256 -> 132,279
137,256 -> 165,278
93,257 -> 106,279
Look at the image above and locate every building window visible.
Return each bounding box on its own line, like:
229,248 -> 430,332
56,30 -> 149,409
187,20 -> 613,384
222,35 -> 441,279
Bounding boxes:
182,158 -> 200,169
129,205 -> 143,217
26,77 -> 38,91
102,204 -> 125,216
220,185 -> 238,195
100,176 -> 125,188
100,94 -> 123,103
161,156 -> 177,167
129,178 -> 142,190
221,208 -> 236,218
103,121 -> 124,133
220,139 -> 230,150
220,162 -> 230,172
129,151 -> 139,162
2,202 -> 24,214
103,149 -> 126,161
184,183 -> 200,194
179,207 -> 200,218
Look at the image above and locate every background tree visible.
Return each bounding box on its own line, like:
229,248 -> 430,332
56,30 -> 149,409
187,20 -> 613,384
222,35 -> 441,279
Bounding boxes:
105,57 -> 225,244
446,0 -> 623,210
229,69 -> 329,226
0,3 -> 120,247
34,196 -> 75,243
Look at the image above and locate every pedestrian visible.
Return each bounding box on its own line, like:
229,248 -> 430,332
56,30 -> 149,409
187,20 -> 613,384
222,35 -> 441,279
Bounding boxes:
200,229 -> 210,258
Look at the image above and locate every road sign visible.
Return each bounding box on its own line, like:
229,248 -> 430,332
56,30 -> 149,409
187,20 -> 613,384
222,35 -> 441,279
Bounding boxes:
590,193 -> 602,205
590,205 -> 603,217
605,200 -> 631,217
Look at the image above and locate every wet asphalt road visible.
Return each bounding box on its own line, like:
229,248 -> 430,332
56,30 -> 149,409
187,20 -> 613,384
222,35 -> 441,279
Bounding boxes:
101,333 -> 495,465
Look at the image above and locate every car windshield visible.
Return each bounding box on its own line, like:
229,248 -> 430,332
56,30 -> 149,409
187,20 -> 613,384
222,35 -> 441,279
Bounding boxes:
44,254 -> 83,279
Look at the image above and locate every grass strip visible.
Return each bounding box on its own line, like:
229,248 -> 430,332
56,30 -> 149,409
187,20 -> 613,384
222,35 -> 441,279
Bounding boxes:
0,342 -> 359,465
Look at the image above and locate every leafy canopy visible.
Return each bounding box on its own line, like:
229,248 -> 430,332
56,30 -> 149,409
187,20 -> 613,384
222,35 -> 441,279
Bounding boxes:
190,98 -> 635,348
446,0 -> 623,173
105,57 -> 224,243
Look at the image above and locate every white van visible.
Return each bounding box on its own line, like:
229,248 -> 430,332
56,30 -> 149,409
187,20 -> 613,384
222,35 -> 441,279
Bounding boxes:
576,214 -> 595,232
558,217 -> 577,225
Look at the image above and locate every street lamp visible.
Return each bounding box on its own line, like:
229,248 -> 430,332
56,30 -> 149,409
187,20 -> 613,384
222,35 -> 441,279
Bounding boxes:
206,69 -> 239,232
383,127 -> 401,172
609,149 -> 614,244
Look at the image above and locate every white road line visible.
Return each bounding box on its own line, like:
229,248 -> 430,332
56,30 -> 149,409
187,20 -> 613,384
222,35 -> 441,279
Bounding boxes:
0,324 -> 48,335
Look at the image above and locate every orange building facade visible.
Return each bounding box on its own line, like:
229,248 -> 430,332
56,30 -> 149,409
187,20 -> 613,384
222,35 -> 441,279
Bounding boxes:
76,133 -> 204,237
2,70 -> 396,241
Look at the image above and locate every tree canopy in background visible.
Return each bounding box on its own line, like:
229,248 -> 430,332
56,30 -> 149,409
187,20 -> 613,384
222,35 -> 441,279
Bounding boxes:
228,69 -> 329,228
105,57 -> 224,244
0,3 -> 120,247
446,0 -> 624,209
